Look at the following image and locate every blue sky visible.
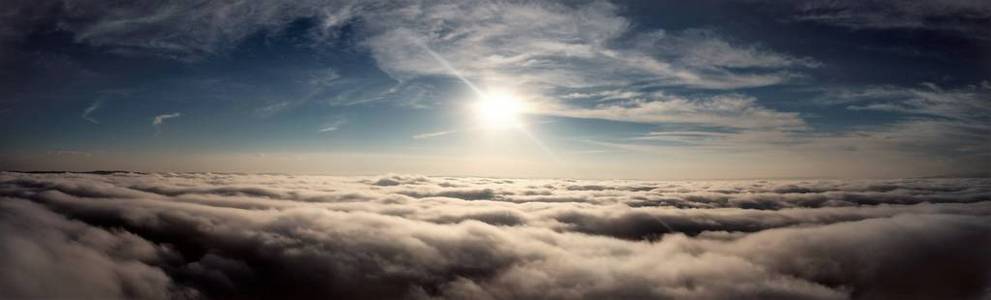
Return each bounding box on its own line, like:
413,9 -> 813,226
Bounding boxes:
0,0 -> 988,179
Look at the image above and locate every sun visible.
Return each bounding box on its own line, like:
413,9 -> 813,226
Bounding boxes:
474,91 -> 526,129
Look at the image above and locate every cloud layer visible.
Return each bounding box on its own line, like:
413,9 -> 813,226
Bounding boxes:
789,0 -> 991,39
1,172 -> 989,299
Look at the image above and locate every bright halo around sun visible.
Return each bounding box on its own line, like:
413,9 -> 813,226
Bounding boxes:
474,91 -> 527,129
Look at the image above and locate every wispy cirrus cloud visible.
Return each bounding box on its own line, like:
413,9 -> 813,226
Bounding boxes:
81,100 -> 101,124
362,0 -> 817,93
0,0 -> 823,141
413,130 -> 457,140
837,82 -> 991,122
151,112 -> 181,133
545,93 -> 807,131
12,1 -> 816,94
807,82 -> 991,159
583,81 -> 990,174
1,0 -> 984,179
49,0 -> 354,61
789,0 -> 991,39
638,29 -> 822,70
318,119 -> 346,133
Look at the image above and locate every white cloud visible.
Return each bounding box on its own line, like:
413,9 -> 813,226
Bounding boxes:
318,119 -> 346,133
839,83 -> 991,122
253,101 -> 292,118
0,172 -> 989,299
81,100 -> 101,124
3,0 -> 826,132
361,0 -> 815,93
348,1 -> 820,133
51,0 -> 354,61
575,82 -> 990,174
790,0 -> 991,39
545,94 -> 807,130
413,130 -> 457,140
801,82 -> 991,165
632,131 -> 734,142
26,1 -> 818,93
634,29 -> 821,70
151,112 -> 181,132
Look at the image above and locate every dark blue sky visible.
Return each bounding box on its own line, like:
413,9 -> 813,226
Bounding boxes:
0,0 -> 988,179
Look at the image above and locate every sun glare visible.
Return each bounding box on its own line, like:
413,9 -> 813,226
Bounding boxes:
474,92 -> 526,129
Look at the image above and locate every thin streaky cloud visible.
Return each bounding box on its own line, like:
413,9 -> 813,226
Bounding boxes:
318,119 -> 346,133
151,113 -> 181,134
413,130 -> 457,140
82,101 -> 101,124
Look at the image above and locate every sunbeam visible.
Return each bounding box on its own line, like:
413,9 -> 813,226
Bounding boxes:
417,41 -> 558,160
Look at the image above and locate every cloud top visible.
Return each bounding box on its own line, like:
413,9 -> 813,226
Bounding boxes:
0,172 -> 989,299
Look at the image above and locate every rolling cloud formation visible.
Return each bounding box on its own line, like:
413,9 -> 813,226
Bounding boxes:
1,172 -> 989,299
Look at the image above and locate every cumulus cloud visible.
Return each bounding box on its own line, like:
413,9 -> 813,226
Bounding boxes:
0,198 -> 180,299
0,172 -> 989,299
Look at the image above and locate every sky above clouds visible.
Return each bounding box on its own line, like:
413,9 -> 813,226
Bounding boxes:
0,0 -> 989,179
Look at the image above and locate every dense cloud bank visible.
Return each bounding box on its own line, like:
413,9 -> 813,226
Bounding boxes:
1,172 -> 989,299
